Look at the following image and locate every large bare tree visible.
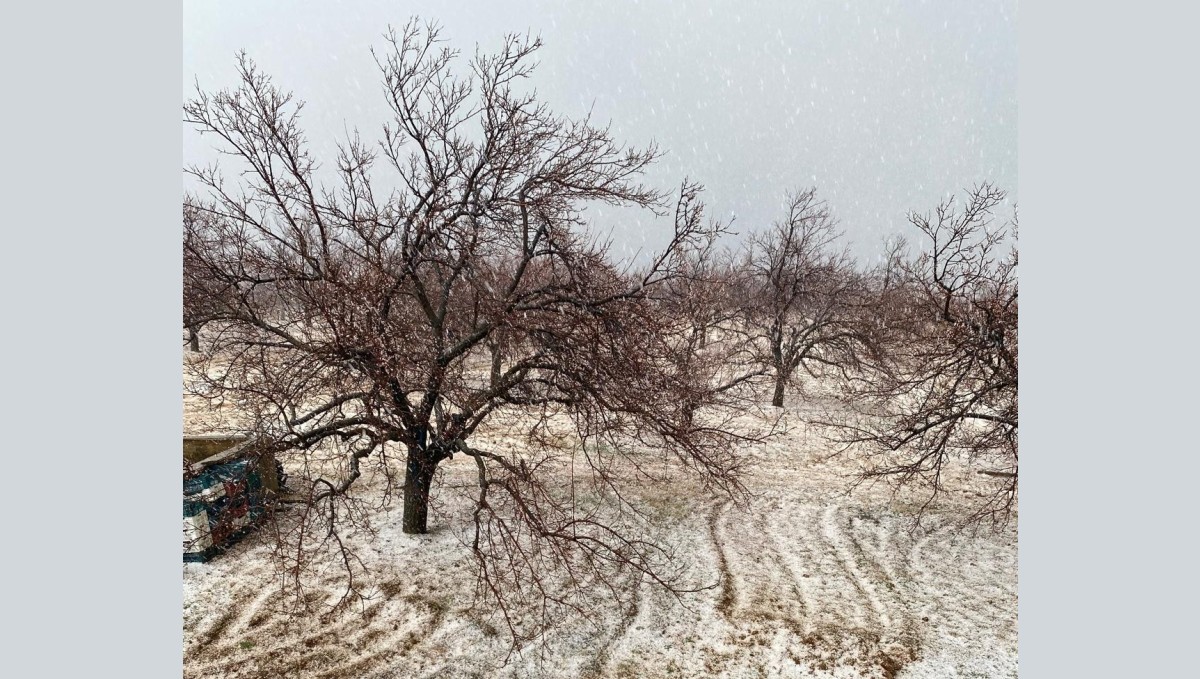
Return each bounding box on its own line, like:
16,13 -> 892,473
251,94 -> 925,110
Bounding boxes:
183,22 -> 762,631
830,183 -> 1018,526
737,188 -> 879,407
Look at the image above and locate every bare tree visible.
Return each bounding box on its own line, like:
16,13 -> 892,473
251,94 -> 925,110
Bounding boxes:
655,183 -> 742,352
737,188 -> 879,408
830,183 -> 1017,526
646,184 -> 771,422
182,202 -> 233,352
183,21 -> 763,634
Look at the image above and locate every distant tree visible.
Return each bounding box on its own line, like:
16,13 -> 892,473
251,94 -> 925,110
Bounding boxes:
183,21 -> 760,631
655,184 -> 740,351
182,202 -> 229,352
737,189 -> 879,407
831,183 -> 1018,526
652,183 -> 770,421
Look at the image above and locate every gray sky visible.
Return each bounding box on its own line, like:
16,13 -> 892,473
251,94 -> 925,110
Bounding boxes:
183,0 -> 1016,263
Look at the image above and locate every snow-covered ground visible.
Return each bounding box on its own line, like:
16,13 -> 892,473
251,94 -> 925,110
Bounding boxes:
183,376 -> 1016,679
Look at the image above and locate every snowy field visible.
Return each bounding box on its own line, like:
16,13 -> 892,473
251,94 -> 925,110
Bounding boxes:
183,377 -> 1016,679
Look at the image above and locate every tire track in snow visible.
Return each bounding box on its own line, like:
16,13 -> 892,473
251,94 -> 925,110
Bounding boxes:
185,581 -> 451,679
312,595 -> 449,679
822,504 -> 890,626
773,501 -> 874,633
717,499 -> 808,634
706,500 -> 735,620
842,512 -> 922,669
581,574 -> 644,679
763,501 -> 922,677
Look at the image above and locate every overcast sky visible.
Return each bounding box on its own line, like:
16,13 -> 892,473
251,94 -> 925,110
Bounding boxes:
183,0 -> 1016,263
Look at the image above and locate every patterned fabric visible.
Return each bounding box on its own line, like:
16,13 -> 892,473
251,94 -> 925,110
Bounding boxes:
183,455 -> 273,562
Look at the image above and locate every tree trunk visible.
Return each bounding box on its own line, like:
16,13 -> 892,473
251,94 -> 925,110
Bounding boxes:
772,372 -> 787,408
769,332 -> 786,407
489,342 -> 502,389
187,325 -> 200,352
402,448 -> 436,534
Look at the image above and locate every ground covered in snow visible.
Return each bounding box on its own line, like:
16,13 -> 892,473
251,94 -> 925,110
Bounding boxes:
183,379 -> 1016,679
